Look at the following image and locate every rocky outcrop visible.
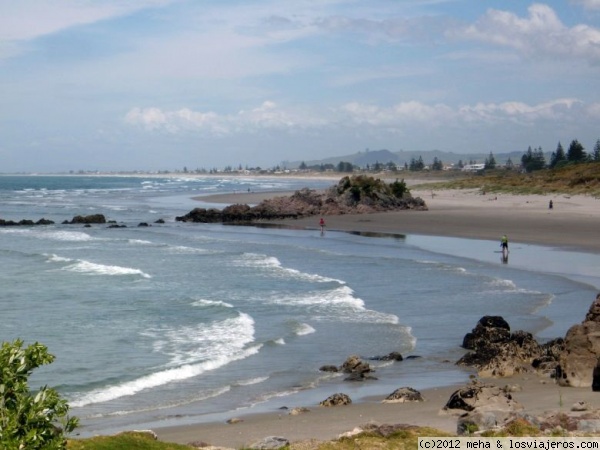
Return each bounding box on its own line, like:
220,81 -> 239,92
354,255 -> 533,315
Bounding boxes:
0,218 -> 54,226
319,393 -> 352,407
248,436 -> 289,449
457,315 -> 563,377
175,176 -> 427,224
382,387 -> 424,403
445,381 -> 524,435
63,214 -> 107,224
556,294 -> 600,387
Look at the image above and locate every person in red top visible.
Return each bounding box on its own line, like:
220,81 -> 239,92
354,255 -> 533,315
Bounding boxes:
319,217 -> 325,233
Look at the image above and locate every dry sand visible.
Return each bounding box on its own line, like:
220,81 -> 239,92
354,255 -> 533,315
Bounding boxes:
155,186 -> 600,448
198,187 -> 600,252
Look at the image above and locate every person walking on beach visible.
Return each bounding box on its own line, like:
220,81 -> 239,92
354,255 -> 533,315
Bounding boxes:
500,235 -> 509,261
319,217 -> 325,234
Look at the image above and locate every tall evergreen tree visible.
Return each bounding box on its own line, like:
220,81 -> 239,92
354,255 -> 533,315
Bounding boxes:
593,139 -> 600,162
521,146 -> 545,172
484,152 -> 496,169
431,157 -> 443,170
566,139 -> 587,162
549,142 -> 566,168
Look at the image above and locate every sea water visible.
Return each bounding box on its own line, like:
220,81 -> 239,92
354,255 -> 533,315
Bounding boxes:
0,175 -> 598,436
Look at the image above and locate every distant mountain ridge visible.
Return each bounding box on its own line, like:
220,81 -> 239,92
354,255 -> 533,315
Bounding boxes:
284,149 -> 527,169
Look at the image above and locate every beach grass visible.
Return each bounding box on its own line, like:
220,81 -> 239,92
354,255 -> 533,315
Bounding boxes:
67,427 -> 457,450
410,163 -> 600,197
67,432 -> 195,450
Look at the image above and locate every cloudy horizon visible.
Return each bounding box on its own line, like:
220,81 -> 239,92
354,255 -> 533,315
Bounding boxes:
1,1 -> 599,172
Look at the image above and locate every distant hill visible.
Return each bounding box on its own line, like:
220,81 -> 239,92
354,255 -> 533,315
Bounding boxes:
284,149 -> 529,169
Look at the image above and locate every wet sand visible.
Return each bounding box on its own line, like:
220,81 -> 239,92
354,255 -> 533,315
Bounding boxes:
154,186 -> 600,448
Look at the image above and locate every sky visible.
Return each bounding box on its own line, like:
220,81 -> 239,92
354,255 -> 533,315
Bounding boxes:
1,0 -> 599,172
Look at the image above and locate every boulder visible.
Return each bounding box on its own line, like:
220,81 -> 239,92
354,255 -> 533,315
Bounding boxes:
68,214 -> 107,224
319,393 -> 352,407
369,351 -> 404,362
557,294 -> 600,387
382,387 -> 424,403
248,436 -> 289,449
458,317 -> 546,377
444,381 -> 523,414
341,355 -> 372,375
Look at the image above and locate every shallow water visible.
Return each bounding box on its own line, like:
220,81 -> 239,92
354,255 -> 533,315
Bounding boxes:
0,175 -> 597,435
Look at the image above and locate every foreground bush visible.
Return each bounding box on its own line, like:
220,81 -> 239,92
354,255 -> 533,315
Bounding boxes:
0,339 -> 78,449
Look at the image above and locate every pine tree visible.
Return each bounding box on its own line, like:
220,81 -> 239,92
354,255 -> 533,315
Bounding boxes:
484,152 -> 496,169
593,139 -> 600,162
566,139 -> 587,162
549,142 -> 566,168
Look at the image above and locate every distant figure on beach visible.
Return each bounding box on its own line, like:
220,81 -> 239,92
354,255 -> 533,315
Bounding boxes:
549,200 -> 553,209
500,235 -> 509,262
319,217 -> 325,234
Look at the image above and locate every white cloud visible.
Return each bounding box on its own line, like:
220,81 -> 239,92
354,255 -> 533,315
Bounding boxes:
124,98 -> 591,137
0,0 -> 174,42
455,4 -> 600,63
571,0 -> 600,10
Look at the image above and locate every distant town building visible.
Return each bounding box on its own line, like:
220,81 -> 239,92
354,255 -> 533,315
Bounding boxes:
461,163 -> 485,172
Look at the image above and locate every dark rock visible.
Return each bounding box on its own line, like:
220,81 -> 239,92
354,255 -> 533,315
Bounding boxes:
462,315 -> 510,350
383,387 -> 424,403
0,217 -> 54,226
68,214 -> 107,224
319,365 -> 339,372
369,351 -> 403,361
138,222 -> 149,227
319,393 -> 351,407
444,381 -> 523,413
458,316 -> 549,377
154,219 -> 165,224
341,355 -> 372,374
175,176 -> 428,224
557,294 -> 600,387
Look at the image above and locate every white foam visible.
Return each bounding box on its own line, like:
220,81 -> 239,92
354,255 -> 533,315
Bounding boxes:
62,260 -> 151,278
235,376 -> 269,387
72,312 -> 259,406
273,338 -> 286,345
295,323 -> 316,336
191,299 -> 234,309
234,253 -> 345,284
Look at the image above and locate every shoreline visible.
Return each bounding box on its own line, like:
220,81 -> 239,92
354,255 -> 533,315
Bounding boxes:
196,187 -> 600,253
155,372 -> 600,448
151,187 -> 600,448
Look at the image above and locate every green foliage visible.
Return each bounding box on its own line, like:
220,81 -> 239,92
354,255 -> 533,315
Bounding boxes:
521,146 -> 546,172
593,139 -> 600,162
566,139 -> 587,162
0,339 -> 78,450
336,175 -> 411,203
484,152 -> 496,170
390,178 -> 409,198
431,157 -> 444,171
336,161 -> 354,173
67,432 -> 195,450
549,141 -> 566,168
409,156 -> 425,171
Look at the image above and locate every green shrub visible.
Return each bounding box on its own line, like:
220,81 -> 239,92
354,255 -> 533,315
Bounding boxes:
0,339 -> 78,449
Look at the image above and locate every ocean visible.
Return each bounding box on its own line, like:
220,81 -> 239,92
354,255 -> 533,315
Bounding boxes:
0,174 -> 598,436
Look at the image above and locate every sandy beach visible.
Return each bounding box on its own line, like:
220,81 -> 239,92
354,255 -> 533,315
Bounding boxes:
155,186 -> 600,448
197,186 -> 600,252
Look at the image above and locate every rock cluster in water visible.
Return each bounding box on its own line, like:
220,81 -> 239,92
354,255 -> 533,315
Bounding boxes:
175,175 -> 427,223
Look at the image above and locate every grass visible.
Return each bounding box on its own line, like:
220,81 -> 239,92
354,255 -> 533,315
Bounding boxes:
67,432 -> 196,450
64,428 -> 454,450
408,162 -> 600,197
